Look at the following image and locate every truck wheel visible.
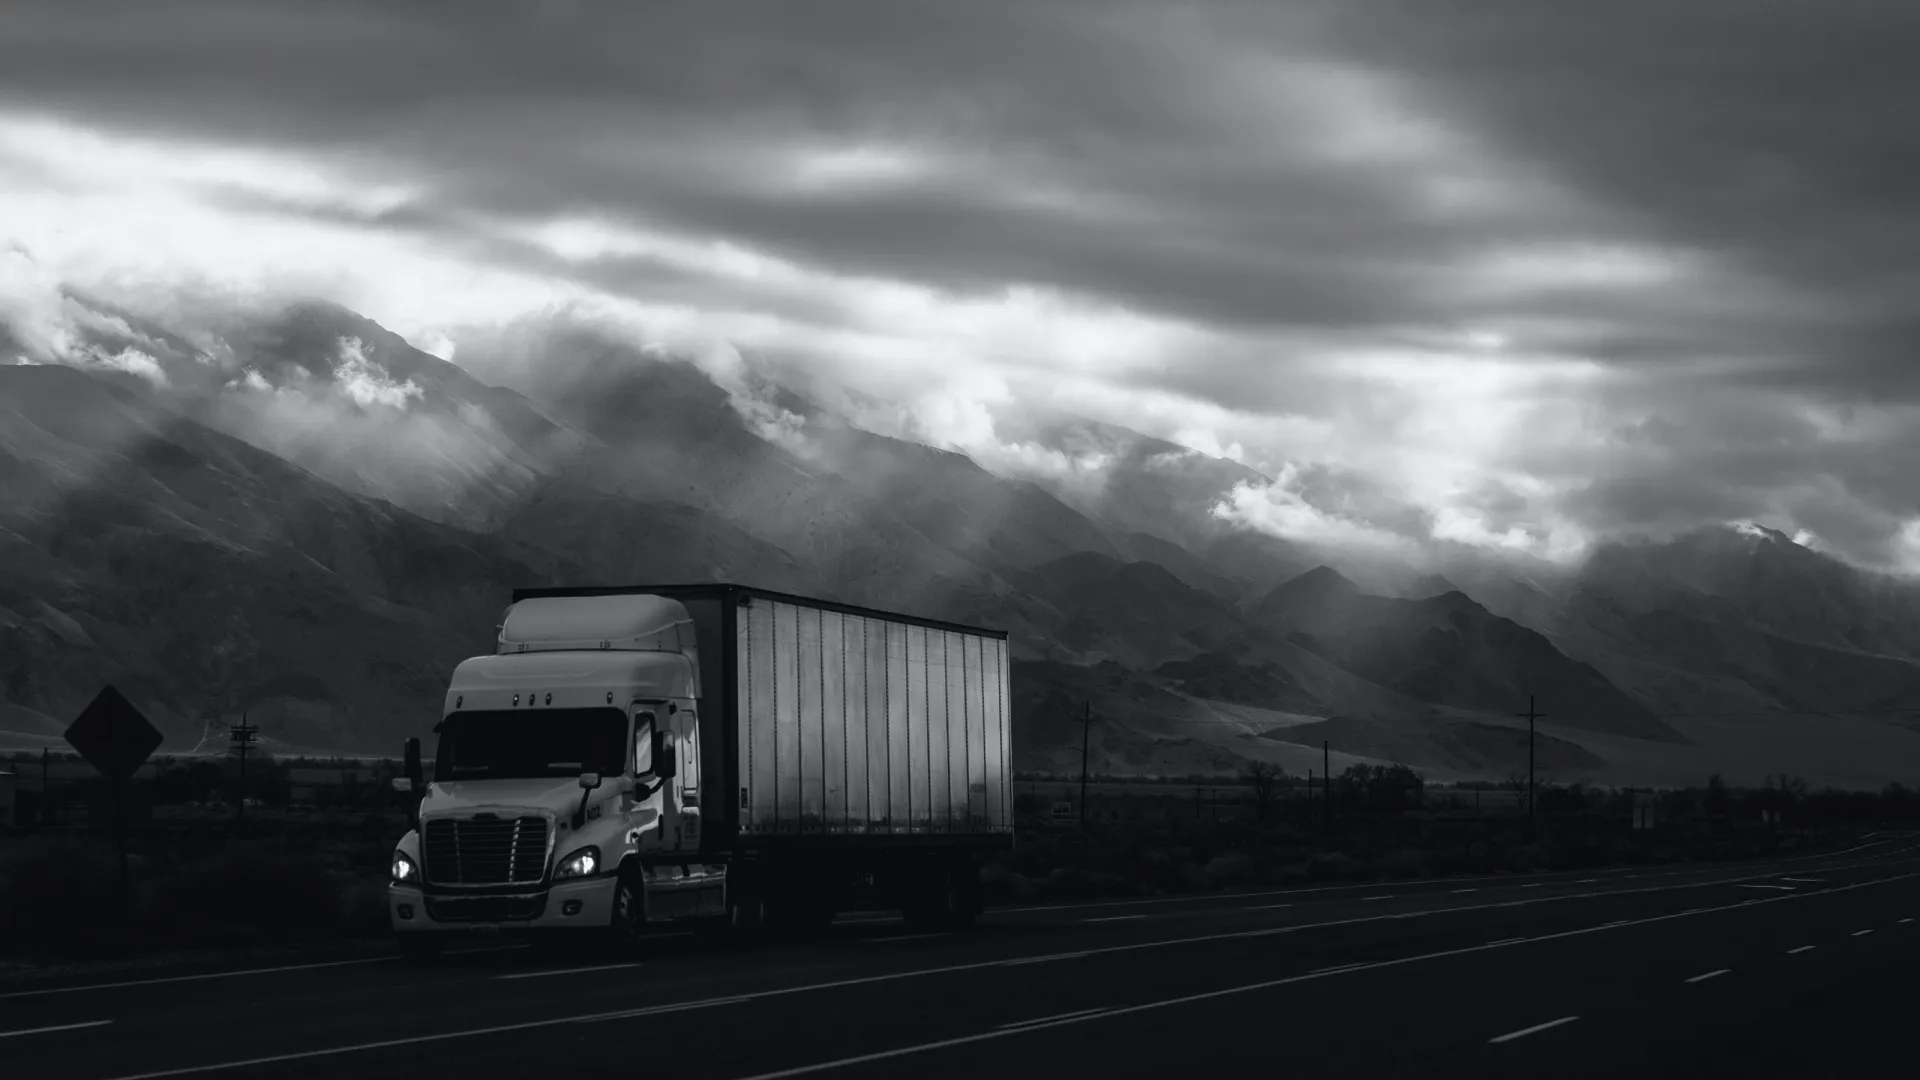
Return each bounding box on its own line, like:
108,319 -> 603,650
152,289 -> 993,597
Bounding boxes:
397,933 -> 445,962
605,868 -> 643,953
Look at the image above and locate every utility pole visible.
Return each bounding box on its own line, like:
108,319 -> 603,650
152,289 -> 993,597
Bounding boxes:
229,714 -> 259,822
1517,696 -> 1546,832
40,746 -> 49,826
1078,701 -> 1094,827
1323,740 -> 1332,840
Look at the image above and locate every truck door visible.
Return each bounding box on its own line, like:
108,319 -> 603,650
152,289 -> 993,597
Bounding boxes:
674,704 -> 724,916
632,707 -> 690,919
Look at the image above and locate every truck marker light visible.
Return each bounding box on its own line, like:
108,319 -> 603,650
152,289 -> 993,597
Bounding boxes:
512,694 -> 520,706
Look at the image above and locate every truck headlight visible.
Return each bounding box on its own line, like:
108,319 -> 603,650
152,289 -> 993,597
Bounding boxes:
390,851 -> 419,884
553,845 -> 600,880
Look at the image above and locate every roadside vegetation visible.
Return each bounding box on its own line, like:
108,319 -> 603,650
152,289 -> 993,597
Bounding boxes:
985,765 -> 1920,904
2,752 -> 1915,971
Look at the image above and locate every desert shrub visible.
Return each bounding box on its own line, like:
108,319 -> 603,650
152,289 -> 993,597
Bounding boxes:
336,877 -> 391,938
1201,852 -> 1266,888
1306,851 -> 1359,880
1371,848 -> 1433,881
0,836 -> 131,956
1042,866 -> 1096,899
980,860 -> 1042,904
1128,848 -> 1187,894
144,845 -> 344,946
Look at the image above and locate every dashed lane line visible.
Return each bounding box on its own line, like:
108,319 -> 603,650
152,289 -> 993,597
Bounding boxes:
1489,1016 -> 1580,1044
995,1008 -> 1110,1030
1,1020 -> 114,1039
494,963 -> 641,980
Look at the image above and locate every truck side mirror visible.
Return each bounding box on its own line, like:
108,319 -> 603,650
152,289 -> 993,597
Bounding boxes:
653,731 -> 677,780
390,777 -> 415,793
578,772 -> 603,790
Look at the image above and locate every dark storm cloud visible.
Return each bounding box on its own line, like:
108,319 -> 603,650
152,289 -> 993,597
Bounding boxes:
7,0 -> 1920,569
0,0 -> 1596,341
1285,0 -> 1920,393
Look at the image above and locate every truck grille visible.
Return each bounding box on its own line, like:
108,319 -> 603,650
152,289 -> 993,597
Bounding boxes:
422,816 -> 549,885
425,893 -> 549,923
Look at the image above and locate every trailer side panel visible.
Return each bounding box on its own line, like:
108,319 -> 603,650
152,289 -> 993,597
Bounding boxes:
735,595 -> 1009,839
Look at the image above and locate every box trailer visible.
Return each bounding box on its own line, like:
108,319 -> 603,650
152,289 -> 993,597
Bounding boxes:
386,584 -> 1013,956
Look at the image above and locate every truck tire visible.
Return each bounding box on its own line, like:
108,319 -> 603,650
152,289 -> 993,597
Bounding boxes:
605,867 -> 644,953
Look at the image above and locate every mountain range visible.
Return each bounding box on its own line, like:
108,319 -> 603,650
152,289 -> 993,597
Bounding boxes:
4,292 -> 1920,790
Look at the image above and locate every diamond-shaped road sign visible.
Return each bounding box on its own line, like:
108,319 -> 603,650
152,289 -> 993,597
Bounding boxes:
65,684 -> 165,786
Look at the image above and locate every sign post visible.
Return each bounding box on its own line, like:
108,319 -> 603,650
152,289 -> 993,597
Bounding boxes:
64,685 -> 164,918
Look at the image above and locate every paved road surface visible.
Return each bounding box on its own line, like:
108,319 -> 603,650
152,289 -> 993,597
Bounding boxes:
4,836 -> 1916,1079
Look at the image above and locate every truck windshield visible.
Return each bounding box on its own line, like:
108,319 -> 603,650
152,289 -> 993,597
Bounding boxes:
433,708 -> 628,781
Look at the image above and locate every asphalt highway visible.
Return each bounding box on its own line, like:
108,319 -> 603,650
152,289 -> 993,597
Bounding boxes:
4,835 -> 1916,1080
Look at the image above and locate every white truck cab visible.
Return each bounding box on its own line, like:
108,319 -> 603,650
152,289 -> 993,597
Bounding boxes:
387,594 -> 723,955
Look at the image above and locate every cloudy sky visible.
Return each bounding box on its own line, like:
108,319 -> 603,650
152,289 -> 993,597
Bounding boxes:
3,0 -> 1919,572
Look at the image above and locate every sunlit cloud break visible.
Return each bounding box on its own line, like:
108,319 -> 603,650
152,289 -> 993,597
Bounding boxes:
4,0 -> 1920,574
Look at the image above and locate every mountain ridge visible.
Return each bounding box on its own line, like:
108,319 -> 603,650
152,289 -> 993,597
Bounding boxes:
7,295 -> 1920,787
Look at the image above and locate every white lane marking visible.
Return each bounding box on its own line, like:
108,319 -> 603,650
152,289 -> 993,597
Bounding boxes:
1900,918 -> 1913,924
1788,946 -> 1816,954
1311,962 -> 1368,974
1362,896 -> 1392,902
866,933 -> 950,944
1000,952 -> 1090,966
99,868 -> 1920,1080
0,956 -> 395,1000
1522,883 -> 1545,889
577,997 -> 752,1022
1733,884 -> 1796,891
1083,915 -> 1147,923
1489,1016 -> 1580,1044
1576,879 -> 1598,884
995,1007 -> 1109,1030
0,1019 -> 114,1039
1489,937 -> 1528,946
1245,903 -> 1292,911
1602,920 -> 1632,928
1780,878 -> 1826,883
494,962 -> 642,980
1852,930 -> 1874,937
1685,969 -> 1731,983
1452,888 -> 1478,893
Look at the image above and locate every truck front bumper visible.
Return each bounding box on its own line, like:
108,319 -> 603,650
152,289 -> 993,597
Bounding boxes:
389,876 -> 618,935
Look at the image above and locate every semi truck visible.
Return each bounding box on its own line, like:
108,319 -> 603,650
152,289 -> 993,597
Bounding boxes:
387,583 -> 1014,956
